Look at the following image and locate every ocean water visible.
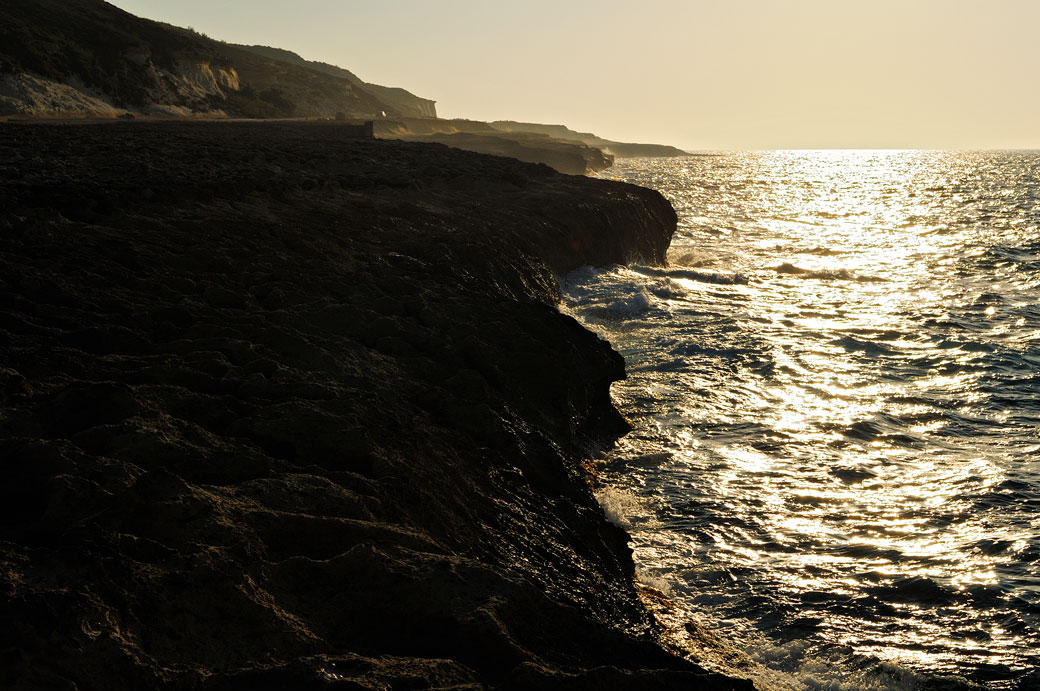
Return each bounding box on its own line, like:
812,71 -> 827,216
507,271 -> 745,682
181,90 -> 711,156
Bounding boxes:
563,152 -> 1040,690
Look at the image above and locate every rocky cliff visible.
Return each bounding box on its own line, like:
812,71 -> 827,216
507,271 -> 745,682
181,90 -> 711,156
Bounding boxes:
492,120 -> 689,158
366,118 -> 612,175
0,1 -> 686,178
371,117 -> 687,174
0,122 -> 753,690
237,45 -> 437,118
0,0 -> 411,119
398,130 -> 614,176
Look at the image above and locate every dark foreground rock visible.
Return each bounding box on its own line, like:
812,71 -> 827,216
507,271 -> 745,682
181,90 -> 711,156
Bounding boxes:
0,122 -> 752,690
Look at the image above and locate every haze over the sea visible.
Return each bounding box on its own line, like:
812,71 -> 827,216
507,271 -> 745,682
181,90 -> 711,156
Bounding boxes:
107,0 -> 1040,151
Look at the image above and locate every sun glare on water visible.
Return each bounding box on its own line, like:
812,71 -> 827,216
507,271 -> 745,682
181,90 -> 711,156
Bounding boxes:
570,150 -> 1040,686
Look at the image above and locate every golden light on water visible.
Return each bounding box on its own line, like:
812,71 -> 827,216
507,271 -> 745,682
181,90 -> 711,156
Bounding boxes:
572,150 -> 1040,683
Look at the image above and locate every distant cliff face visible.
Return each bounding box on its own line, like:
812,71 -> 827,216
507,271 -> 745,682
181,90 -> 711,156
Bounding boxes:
0,0 -> 416,119
492,120 -> 689,158
238,45 -> 437,119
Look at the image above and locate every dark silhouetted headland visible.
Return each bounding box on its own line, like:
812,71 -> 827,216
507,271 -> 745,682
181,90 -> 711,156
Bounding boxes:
491,121 -> 689,158
0,121 -> 752,690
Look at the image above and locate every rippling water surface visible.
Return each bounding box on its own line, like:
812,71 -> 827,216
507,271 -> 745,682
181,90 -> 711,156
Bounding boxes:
563,152 -> 1040,690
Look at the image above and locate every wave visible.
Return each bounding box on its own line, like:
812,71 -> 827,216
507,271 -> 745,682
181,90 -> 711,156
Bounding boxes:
588,285 -> 657,318
668,248 -> 717,267
774,262 -> 888,282
833,335 -> 898,356
804,245 -> 844,256
768,243 -> 846,256
639,265 -> 749,285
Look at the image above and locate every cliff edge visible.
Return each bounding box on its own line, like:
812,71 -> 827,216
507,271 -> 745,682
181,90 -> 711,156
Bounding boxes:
492,121 -> 688,158
0,122 -> 752,690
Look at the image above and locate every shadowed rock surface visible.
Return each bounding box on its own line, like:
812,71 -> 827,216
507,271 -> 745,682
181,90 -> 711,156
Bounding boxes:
395,130 -> 614,176
366,119 -> 614,175
0,122 -> 753,690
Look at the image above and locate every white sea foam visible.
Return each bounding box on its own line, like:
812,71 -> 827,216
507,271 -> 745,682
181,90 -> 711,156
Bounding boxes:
634,567 -> 673,596
669,248 -> 717,267
594,485 -> 654,530
746,639 -> 967,691
612,285 -> 655,316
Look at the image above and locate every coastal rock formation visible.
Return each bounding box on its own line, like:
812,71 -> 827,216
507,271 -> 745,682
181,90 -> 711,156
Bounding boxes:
368,119 -> 614,175
0,0 -> 417,119
373,118 -> 689,174
0,122 -> 751,690
1,71 -> 129,119
399,130 -> 614,176
492,121 -> 689,158
237,45 -> 437,118
1,2 -> 684,176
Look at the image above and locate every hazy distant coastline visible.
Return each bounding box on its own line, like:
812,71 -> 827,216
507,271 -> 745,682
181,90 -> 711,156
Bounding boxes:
0,0 -> 687,174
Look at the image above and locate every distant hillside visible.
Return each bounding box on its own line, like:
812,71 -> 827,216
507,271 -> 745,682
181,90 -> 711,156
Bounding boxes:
492,121 -> 688,158
0,0 -> 686,173
238,45 -> 436,118
0,0 -> 408,119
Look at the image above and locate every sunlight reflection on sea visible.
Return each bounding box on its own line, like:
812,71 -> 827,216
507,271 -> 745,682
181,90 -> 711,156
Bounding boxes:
565,151 -> 1040,690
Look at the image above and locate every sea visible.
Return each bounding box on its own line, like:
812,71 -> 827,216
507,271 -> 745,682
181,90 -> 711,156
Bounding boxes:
562,151 -> 1040,690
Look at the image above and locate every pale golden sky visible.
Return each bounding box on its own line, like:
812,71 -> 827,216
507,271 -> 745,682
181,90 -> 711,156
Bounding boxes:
110,0 -> 1040,150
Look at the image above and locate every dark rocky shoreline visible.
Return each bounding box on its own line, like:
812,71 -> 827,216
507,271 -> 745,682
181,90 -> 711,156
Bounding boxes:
0,122 -> 752,690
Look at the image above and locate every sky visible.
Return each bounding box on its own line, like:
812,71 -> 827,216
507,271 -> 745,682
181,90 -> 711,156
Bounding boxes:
107,0 -> 1040,150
